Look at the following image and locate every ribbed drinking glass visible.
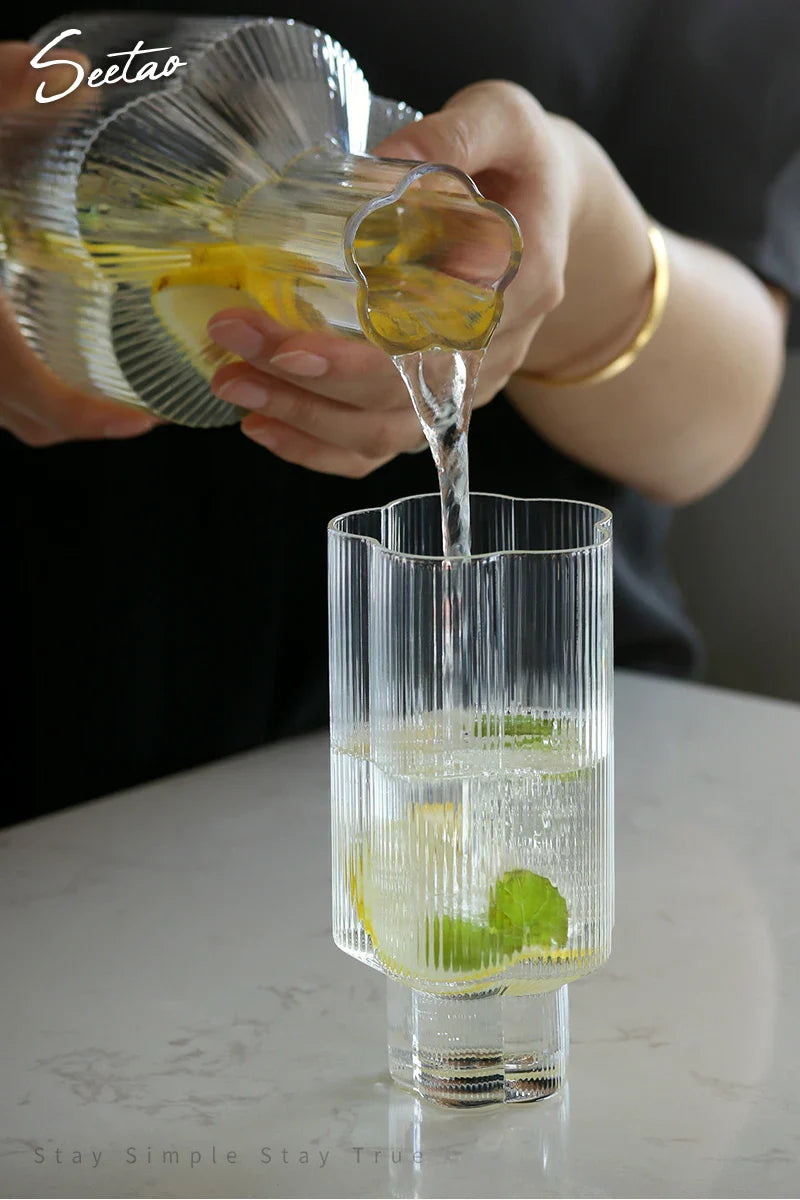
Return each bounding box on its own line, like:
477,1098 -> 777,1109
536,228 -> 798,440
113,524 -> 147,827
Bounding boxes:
329,493 -> 614,1106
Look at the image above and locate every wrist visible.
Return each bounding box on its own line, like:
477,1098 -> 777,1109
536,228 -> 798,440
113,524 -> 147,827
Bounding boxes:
520,116 -> 653,379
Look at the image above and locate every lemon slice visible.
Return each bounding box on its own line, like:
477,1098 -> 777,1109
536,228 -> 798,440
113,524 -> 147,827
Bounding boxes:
150,241 -> 333,369
151,281 -> 263,378
350,800 -> 582,987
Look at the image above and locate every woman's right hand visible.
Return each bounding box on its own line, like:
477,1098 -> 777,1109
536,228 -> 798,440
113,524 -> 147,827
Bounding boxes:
0,41 -> 158,446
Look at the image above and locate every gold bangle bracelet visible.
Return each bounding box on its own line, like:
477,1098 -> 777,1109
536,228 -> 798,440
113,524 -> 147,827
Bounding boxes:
513,223 -> 670,389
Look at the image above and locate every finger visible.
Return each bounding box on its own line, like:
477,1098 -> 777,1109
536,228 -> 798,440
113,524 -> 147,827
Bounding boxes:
212,367 -> 423,457
207,309 -> 408,409
209,306 -> 531,422
374,81 -> 546,183
0,408 -> 61,447
0,403 -> 153,447
374,82 -> 569,311
2,398 -> 159,444
0,41 -> 91,113
0,44 -> 45,111
0,296 -> 158,440
241,414 -> 389,479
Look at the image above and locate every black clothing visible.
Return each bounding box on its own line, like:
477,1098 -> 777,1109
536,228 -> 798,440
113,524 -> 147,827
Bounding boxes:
2,1 -> 799,821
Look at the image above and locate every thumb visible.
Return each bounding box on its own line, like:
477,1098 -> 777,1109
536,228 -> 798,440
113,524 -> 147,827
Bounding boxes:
373,81 -> 543,182
0,43 -> 44,112
0,39 -> 91,113
0,290 -> 157,440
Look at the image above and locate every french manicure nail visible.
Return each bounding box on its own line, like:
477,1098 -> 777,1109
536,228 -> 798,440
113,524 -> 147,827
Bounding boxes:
215,379 -> 270,409
207,318 -> 264,360
34,64 -> 84,102
247,420 -> 278,450
103,415 -> 157,438
269,350 -> 329,378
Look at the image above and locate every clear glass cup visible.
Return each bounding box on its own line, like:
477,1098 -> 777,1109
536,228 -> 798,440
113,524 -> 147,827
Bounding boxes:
328,493 -> 614,1106
0,15 -> 520,426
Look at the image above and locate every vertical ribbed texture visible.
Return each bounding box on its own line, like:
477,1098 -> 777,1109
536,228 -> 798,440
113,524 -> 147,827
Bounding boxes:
188,19 -> 373,168
0,15 -> 253,426
387,979 -> 569,1105
330,494 -> 613,990
329,495 -> 613,1103
1,14 -> 517,423
0,17 -> 419,426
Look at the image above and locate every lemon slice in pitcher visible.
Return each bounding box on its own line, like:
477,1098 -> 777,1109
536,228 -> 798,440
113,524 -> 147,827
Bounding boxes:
353,801 -> 576,986
150,241 -> 337,375
151,281 -> 263,377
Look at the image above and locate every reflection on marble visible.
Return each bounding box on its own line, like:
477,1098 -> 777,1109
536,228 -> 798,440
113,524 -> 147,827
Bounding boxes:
0,672 -> 799,1198
385,1083 -> 571,1198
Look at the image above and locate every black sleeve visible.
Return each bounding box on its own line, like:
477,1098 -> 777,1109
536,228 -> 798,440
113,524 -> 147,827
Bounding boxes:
603,0 -> 800,342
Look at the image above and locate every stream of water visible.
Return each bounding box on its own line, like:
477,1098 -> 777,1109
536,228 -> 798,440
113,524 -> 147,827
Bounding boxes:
392,347 -> 484,558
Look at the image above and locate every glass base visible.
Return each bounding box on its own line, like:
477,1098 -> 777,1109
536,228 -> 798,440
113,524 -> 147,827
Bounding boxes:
387,981 -> 569,1107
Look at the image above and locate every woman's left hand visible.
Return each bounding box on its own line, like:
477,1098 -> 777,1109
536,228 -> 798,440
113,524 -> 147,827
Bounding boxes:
207,81 -> 582,477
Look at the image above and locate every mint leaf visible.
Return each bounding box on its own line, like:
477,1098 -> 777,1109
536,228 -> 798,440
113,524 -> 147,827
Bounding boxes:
472,714 -> 558,749
428,914 -> 501,972
425,870 -> 569,973
489,869 -> 569,949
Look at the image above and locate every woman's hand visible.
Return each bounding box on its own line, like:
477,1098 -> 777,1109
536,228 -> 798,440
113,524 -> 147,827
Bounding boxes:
0,42 -> 158,446
208,70 -> 788,506
207,81 -> 584,477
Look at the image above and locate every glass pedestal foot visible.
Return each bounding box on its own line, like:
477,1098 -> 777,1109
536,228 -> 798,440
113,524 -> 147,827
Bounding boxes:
387,980 -> 569,1107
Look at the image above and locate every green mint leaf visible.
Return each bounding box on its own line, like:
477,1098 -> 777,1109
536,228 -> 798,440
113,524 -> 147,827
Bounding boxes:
472,714 -> 559,749
425,870 -> 569,973
428,914 -> 500,972
489,868 -> 569,949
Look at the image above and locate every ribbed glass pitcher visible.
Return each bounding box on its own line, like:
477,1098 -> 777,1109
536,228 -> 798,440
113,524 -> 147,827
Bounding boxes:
0,14 -> 521,426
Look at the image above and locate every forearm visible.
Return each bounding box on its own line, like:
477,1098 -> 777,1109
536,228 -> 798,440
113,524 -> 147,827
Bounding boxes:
505,120 -> 788,506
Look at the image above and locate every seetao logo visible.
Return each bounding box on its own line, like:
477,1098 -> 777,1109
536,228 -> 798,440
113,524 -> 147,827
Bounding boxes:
31,28 -> 188,103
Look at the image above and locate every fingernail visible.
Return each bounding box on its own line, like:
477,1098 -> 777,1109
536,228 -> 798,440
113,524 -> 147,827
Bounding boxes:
378,142 -> 422,163
207,318 -> 264,360
247,419 -> 278,450
103,415 -> 157,438
215,379 -> 270,409
269,350 -> 329,378
33,63 -> 84,102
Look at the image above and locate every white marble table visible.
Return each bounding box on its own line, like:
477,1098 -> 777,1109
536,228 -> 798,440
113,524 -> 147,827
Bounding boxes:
1,671 -> 799,1199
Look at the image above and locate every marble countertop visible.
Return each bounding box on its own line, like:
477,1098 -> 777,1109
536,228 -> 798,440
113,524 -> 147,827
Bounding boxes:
1,671 -> 799,1199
